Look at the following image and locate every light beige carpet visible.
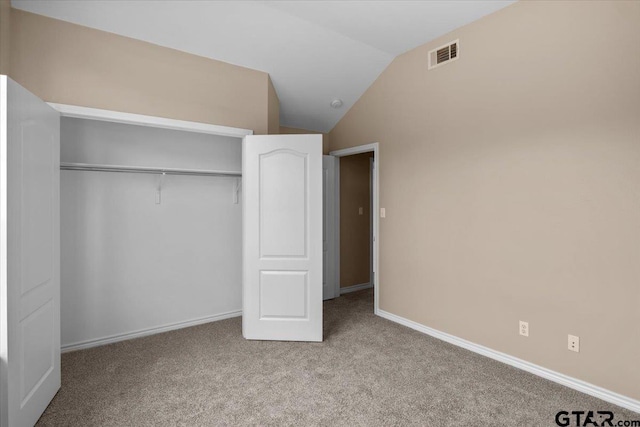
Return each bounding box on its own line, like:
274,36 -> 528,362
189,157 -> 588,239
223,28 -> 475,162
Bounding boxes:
37,289 -> 637,426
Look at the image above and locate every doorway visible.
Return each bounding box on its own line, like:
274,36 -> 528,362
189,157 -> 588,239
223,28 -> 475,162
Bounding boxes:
329,143 -> 380,314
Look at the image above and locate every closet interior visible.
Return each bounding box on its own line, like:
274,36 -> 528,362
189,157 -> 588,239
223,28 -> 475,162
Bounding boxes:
59,116 -> 243,351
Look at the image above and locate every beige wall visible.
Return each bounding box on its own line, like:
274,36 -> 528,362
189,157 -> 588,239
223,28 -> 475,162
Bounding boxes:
280,125 -> 330,154
267,77 -> 280,134
0,1 -> 9,75
329,0 -> 640,400
340,152 -> 373,288
10,9 -> 271,134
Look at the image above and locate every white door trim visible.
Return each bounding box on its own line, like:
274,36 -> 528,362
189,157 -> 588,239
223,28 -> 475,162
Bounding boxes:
329,143 -> 380,314
0,76 -> 7,425
333,160 -> 341,300
47,103 -> 253,138
369,157 -> 375,289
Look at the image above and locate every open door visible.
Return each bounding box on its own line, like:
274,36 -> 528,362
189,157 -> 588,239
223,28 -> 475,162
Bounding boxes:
0,76 -> 61,427
242,134 -> 322,342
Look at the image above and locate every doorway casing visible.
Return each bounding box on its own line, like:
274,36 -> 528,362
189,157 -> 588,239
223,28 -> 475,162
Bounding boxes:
329,142 -> 380,314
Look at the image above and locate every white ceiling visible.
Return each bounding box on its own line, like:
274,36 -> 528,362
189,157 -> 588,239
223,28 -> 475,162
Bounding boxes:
12,0 -> 515,132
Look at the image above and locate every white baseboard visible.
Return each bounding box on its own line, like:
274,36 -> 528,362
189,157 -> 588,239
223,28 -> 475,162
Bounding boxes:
61,309 -> 242,353
340,282 -> 373,295
377,309 -> 640,414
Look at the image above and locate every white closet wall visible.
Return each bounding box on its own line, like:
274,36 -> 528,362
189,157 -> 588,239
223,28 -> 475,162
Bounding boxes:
60,118 -> 242,350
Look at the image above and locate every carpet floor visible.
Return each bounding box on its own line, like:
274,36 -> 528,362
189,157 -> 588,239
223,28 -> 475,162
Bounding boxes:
37,289 -> 637,426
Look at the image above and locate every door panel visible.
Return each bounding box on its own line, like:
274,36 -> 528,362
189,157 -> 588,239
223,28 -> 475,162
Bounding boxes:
259,271 -> 308,319
1,76 -> 61,427
21,122 -> 55,294
243,134 -> 322,342
259,151 -> 307,257
20,300 -> 54,404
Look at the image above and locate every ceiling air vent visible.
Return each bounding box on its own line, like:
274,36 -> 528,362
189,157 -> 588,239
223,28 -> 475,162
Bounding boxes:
428,40 -> 459,70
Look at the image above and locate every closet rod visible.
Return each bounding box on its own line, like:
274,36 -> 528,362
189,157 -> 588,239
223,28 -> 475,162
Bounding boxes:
60,162 -> 242,177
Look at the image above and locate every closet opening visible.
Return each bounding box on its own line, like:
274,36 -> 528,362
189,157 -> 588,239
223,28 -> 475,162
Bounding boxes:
56,106 -> 251,352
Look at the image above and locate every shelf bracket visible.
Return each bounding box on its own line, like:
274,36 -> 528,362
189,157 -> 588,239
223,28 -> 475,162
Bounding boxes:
234,178 -> 241,204
156,172 -> 166,204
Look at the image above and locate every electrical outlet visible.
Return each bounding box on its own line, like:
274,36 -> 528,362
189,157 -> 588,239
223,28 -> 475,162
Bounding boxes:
359,207 -> 363,215
568,335 -> 580,352
380,208 -> 386,218
519,321 -> 529,337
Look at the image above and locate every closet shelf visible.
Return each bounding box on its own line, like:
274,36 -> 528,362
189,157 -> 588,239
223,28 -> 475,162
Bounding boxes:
60,162 -> 242,177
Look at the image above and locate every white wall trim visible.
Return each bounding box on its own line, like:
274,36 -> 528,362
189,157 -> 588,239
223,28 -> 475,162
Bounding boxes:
377,309 -> 640,414
48,103 -> 253,138
329,142 -> 379,314
340,282 -> 372,295
61,310 -> 242,353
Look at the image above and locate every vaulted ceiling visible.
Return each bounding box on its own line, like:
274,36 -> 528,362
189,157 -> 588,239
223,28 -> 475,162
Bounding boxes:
12,1 -> 515,132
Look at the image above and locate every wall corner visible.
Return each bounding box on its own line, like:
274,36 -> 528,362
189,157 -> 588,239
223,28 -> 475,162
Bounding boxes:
267,75 -> 280,135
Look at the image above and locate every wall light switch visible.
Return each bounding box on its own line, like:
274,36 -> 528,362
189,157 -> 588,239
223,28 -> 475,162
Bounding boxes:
359,207 -> 363,215
380,208 -> 386,218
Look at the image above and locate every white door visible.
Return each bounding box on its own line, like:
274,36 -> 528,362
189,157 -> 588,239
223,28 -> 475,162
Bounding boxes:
322,155 -> 338,300
243,134 -> 323,342
0,76 -> 61,427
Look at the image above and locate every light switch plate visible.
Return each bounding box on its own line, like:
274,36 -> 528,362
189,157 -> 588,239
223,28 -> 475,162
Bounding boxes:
519,321 -> 529,337
380,208 -> 386,218
359,207 -> 363,215
568,335 -> 580,352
